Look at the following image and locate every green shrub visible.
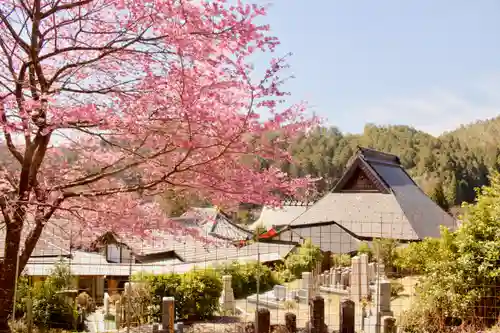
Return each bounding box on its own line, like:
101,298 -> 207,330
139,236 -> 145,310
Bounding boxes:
372,238 -> 399,274
284,239 -> 323,278
177,269 -> 222,320
134,273 -> 181,320
216,261 -> 279,298
400,172 -> 500,332
135,269 -> 222,321
357,242 -> 373,261
394,239 -> 441,275
331,253 -> 351,268
274,264 -> 295,283
30,263 -> 78,330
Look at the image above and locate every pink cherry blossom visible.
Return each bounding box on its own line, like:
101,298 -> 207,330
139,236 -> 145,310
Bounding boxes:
0,0 -> 317,327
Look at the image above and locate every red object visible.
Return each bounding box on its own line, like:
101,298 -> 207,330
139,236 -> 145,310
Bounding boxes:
259,228 -> 278,239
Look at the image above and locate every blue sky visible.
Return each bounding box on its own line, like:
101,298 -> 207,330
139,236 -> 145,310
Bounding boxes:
252,0 -> 500,135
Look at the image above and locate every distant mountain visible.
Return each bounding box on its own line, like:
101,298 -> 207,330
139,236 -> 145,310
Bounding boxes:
282,116 -> 500,210
2,116 -> 500,217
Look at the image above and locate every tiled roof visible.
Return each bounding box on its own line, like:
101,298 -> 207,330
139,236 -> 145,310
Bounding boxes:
276,224 -> 360,254
249,205 -> 310,230
23,252 -> 286,277
91,230 -> 230,261
287,147 -> 457,240
23,242 -> 295,277
289,192 -> 418,239
177,207 -> 252,241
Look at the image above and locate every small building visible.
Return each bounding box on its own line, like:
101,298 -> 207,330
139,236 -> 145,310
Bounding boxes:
16,211 -> 292,303
259,147 -> 457,257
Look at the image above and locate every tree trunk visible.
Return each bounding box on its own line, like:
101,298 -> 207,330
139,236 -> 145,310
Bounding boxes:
0,258 -> 18,333
0,220 -> 24,333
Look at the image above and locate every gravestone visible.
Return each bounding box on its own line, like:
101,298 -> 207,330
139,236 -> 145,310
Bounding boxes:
368,263 -> 376,282
377,263 -> 386,278
360,254 -> 369,299
273,285 -> 287,301
340,271 -> 350,289
220,275 -> 236,313
255,308 -> 270,333
367,279 -> 393,333
162,297 -> 175,333
340,299 -> 355,333
309,296 -> 327,333
335,269 -> 342,287
302,271 -> 314,299
350,256 -> 361,303
324,271 -> 330,286
301,272 -> 312,289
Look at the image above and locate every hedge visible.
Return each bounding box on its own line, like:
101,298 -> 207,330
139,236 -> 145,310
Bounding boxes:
135,268 -> 222,321
215,261 -> 280,299
135,261 -> 280,320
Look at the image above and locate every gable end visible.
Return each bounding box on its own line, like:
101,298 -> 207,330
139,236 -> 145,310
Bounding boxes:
333,158 -> 390,193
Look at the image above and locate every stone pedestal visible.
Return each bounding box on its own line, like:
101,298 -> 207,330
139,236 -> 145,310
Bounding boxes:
366,279 -> 393,333
302,271 -> 314,299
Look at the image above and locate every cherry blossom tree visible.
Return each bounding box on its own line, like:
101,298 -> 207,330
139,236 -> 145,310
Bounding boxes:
0,0 -> 314,328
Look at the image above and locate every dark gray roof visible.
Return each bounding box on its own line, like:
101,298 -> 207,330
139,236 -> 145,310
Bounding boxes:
288,147 -> 456,240
369,162 -> 456,238
276,224 -> 359,254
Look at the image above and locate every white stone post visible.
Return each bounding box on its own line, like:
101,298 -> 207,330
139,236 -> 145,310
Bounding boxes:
219,275 -> 235,314
104,292 -> 110,316
360,254 -> 369,299
368,262 -> 376,282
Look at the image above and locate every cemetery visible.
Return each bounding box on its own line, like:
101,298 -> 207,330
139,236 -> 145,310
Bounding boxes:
244,254 -> 396,333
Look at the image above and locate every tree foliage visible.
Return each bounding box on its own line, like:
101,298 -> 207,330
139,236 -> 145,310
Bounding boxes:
133,269 -> 222,321
280,122 -> 500,208
400,172 -> 500,332
283,238 -> 323,278
0,0 -> 314,327
16,263 -> 77,330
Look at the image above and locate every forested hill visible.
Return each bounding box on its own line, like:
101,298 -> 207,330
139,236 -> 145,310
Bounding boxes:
282,116 -> 500,211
